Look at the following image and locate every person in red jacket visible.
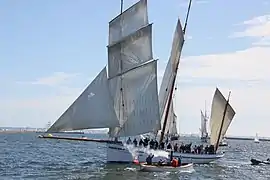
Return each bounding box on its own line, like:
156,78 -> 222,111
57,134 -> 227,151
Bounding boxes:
171,158 -> 179,167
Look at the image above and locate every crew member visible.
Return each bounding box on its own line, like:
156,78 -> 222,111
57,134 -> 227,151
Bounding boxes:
171,158 -> 179,167
146,154 -> 154,165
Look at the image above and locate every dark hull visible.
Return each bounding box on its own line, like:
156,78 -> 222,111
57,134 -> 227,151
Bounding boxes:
251,158 -> 270,165
219,144 -> 228,147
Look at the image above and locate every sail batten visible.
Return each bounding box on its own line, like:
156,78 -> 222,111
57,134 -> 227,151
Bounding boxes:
210,88 -> 235,150
47,67 -> 119,133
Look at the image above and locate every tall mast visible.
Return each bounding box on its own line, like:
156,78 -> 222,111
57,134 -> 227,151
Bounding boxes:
120,0 -> 123,13
118,0 -> 124,137
215,91 -> 231,152
159,0 -> 192,144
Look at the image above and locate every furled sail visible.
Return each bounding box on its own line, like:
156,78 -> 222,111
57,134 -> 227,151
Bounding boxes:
210,88 -> 236,150
47,67 -> 119,133
155,19 -> 184,132
108,0 -> 160,137
200,110 -> 208,138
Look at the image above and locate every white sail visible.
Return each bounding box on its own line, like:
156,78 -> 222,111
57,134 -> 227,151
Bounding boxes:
168,111 -> 178,136
160,100 -> 178,136
108,0 -> 148,45
254,133 -> 259,142
200,110 -> 208,138
107,24 -> 153,79
47,67 -> 119,133
107,0 -> 160,137
109,60 -> 160,137
157,19 -> 184,131
210,88 -> 236,149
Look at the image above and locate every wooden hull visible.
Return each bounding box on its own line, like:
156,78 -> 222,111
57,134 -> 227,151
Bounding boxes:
139,163 -> 193,172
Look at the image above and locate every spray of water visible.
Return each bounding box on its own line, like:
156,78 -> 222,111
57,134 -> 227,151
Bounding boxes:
124,143 -> 169,160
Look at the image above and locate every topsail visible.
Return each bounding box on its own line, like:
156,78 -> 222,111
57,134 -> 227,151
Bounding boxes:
108,0 -> 160,137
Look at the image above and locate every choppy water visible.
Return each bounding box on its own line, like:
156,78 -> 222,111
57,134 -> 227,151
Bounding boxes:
0,133 -> 270,180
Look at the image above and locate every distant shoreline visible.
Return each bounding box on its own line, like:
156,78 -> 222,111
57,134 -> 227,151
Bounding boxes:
0,130 -> 37,134
0,129 -> 85,135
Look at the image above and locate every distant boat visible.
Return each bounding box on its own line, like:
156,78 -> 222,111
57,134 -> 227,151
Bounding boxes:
200,101 -> 209,142
254,133 -> 260,143
219,137 -> 228,146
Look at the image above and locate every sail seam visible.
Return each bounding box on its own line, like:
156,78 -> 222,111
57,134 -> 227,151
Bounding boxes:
107,23 -> 152,48
108,59 -> 157,80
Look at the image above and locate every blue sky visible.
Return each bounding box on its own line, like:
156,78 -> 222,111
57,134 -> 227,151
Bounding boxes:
1,0 -> 270,136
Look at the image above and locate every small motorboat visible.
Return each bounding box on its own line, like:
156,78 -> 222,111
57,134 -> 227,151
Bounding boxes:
251,158 -> 270,165
139,163 -> 193,172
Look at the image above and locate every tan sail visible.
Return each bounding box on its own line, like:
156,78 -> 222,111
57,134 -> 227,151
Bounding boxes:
210,88 -> 235,150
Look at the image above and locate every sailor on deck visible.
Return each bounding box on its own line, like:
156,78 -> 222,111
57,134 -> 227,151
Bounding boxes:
133,138 -> 138,146
126,137 -> 132,144
146,154 -> 154,165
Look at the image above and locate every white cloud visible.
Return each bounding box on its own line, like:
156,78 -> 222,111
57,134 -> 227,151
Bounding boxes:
175,86 -> 270,137
180,46 -> 270,81
252,37 -> 270,46
230,14 -> 270,46
18,72 -> 80,87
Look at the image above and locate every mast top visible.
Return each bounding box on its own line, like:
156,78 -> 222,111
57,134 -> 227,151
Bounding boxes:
120,0 -> 124,14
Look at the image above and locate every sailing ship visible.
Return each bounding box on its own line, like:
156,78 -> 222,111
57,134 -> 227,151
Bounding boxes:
254,133 -> 260,143
41,0 -> 236,164
200,102 -> 209,142
107,0 -> 191,163
108,0 -> 236,164
43,0 -> 162,161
